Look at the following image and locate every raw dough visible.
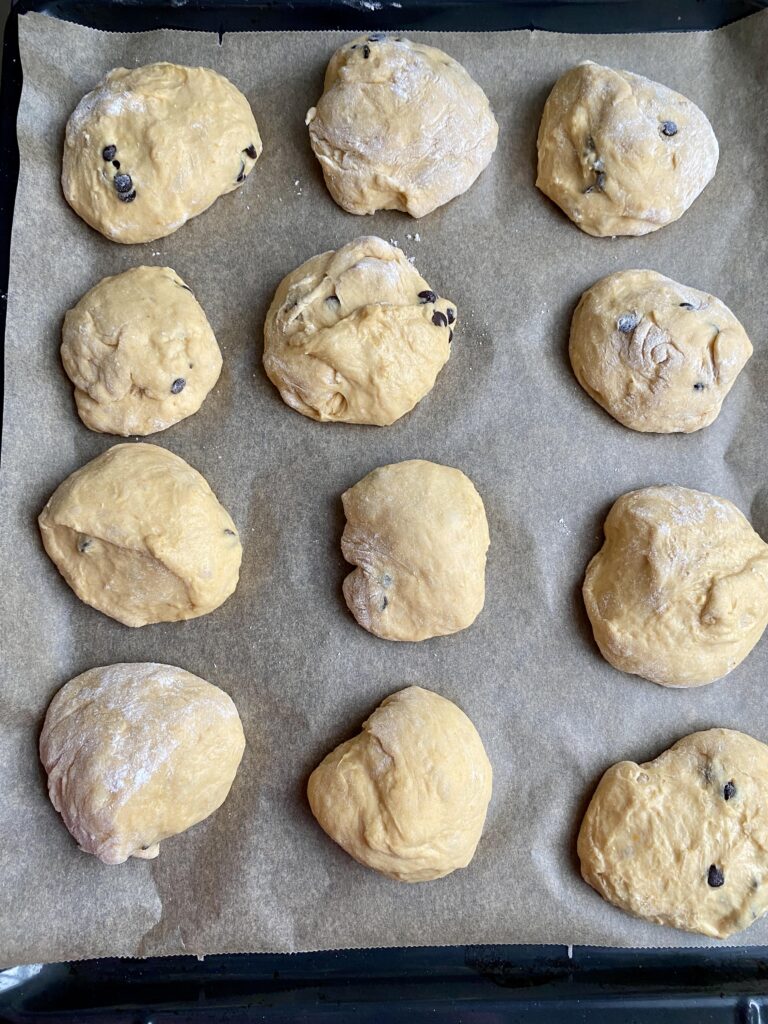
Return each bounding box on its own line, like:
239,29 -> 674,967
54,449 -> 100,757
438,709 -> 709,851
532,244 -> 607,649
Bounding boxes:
306,36 -> 498,217
62,266 -> 223,436
536,61 -> 718,236
62,62 -> 262,244
578,729 -> 768,939
263,237 -> 454,425
38,443 -> 241,627
570,270 -> 752,433
341,460 -> 489,641
40,662 -> 245,865
583,486 -> 768,687
308,686 -> 492,882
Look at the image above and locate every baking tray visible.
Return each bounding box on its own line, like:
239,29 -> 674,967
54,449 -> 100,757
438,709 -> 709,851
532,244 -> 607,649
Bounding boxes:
2,0 -> 768,1020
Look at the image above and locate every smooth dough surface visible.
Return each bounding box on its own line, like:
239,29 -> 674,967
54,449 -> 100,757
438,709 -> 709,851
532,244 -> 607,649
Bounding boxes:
38,443 -> 241,627
306,36 -> 498,217
308,686 -> 492,882
570,270 -> 752,433
341,460 -> 489,641
536,61 -> 718,236
62,62 -> 262,244
263,237 -> 454,425
62,266 -> 222,436
578,729 -> 768,939
40,663 -> 245,865
584,486 -> 768,687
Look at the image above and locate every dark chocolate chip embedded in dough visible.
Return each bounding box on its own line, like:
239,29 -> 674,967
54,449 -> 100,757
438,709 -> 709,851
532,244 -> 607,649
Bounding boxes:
326,294 -> 340,308
418,290 -> 436,304
708,865 -> 725,888
114,173 -> 133,194
679,302 -> 697,310
432,311 -> 448,328
661,120 -> 678,137
171,378 -> 186,394
381,596 -> 389,610
363,45 -> 371,58
723,780 -> 736,800
77,535 -> 92,553
118,190 -> 136,203
236,162 -> 246,184
449,329 -> 453,344
112,160 -> 120,169
595,171 -> 606,191
224,528 -> 236,536
102,145 -> 116,161
245,144 -> 258,159
446,308 -> 456,325
693,382 -> 706,391
618,313 -> 639,334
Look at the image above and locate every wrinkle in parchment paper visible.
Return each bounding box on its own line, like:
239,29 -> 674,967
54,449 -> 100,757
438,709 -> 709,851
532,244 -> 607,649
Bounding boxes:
1,10 -> 768,965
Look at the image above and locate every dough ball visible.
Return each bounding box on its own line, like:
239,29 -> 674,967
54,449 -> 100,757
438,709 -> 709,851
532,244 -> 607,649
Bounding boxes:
40,663 -> 245,865
536,61 -> 718,236
341,460 -> 489,641
38,443 -> 241,627
62,266 -> 223,436
570,270 -> 752,433
62,63 -> 262,244
306,36 -> 498,217
578,729 -> 768,938
263,237 -> 455,425
308,686 -> 492,882
584,486 -> 768,687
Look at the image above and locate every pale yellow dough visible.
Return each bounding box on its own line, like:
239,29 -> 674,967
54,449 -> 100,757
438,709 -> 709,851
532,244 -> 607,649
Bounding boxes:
40,663 -> 245,865
38,443 -> 241,627
584,486 -> 768,687
62,266 -> 222,436
570,270 -> 752,433
308,686 -> 492,882
307,36 -> 498,217
536,61 -> 718,236
578,729 -> 768,939
263,237 -> 454,425
341,460 -> 489,642
62,63 -> 262,244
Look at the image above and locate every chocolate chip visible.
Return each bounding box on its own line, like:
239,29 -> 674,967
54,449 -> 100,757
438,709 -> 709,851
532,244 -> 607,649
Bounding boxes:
708,865 -> 725,888
618,313 -> 639,334
693,382 -> 706,391
326,294 -> 340,307
224,528 -> 236,536
102,145 -> 116,161
236,162 -> 246,184
112,160 -> 120,169
723,780 -> 736,800
171,377 -> 186,394
432,311 -> 448,328
679,302 -> 696,310
446,308 -> 456,325
363,45 -> 371,58
381,595 -> 389,610
661,120 -> 678,137
244,144 -> 258,159
114,173 -> 133,194
118,190 -> 136,203
77,535 -> 92,553
418,290 -> 436,304
595,171 -> 606,191
449,329 -> 453,344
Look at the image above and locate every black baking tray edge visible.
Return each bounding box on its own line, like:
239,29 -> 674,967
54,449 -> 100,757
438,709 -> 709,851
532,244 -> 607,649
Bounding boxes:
3,1 -> 768,1021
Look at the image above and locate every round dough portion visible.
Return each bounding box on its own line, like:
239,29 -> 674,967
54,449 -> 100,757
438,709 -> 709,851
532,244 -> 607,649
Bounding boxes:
570,270 -> 752,433
306,36 -> 498,217
62,266 -> 223,436
308,686 -> 492,882
263,237 -> 454,425
62,63 -> 262,244
578,729 -> 768,939
536,61 -> 718,236
584,486 -> 768,687
341,460 -> 489,642
38,443 -> 241,627
40,663 -> 245,865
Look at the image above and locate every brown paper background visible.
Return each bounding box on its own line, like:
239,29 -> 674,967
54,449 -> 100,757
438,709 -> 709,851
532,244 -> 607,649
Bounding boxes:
2,9 -> 768,965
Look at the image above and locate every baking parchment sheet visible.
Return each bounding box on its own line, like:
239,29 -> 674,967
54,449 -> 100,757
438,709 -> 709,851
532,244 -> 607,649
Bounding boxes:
2,9 -> 768,966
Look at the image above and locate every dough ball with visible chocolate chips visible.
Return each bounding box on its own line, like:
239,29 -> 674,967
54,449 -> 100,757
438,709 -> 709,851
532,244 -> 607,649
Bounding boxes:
263,237 -> 454,425
584,486 -> 768,687
341,460 -> 489,641
40,663 -> 245,865
38,443 -> 241,627
62,63 -> 262,244
536,61 -> 718,236
308,686 -> 492,881
62,266 -> 222,436
570,270 -> 752,433
306,37 -> 498,217
578,729 -> 768,938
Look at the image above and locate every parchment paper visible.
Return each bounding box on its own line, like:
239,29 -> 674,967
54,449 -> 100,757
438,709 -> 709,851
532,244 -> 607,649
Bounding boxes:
2,9 -> 768,966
